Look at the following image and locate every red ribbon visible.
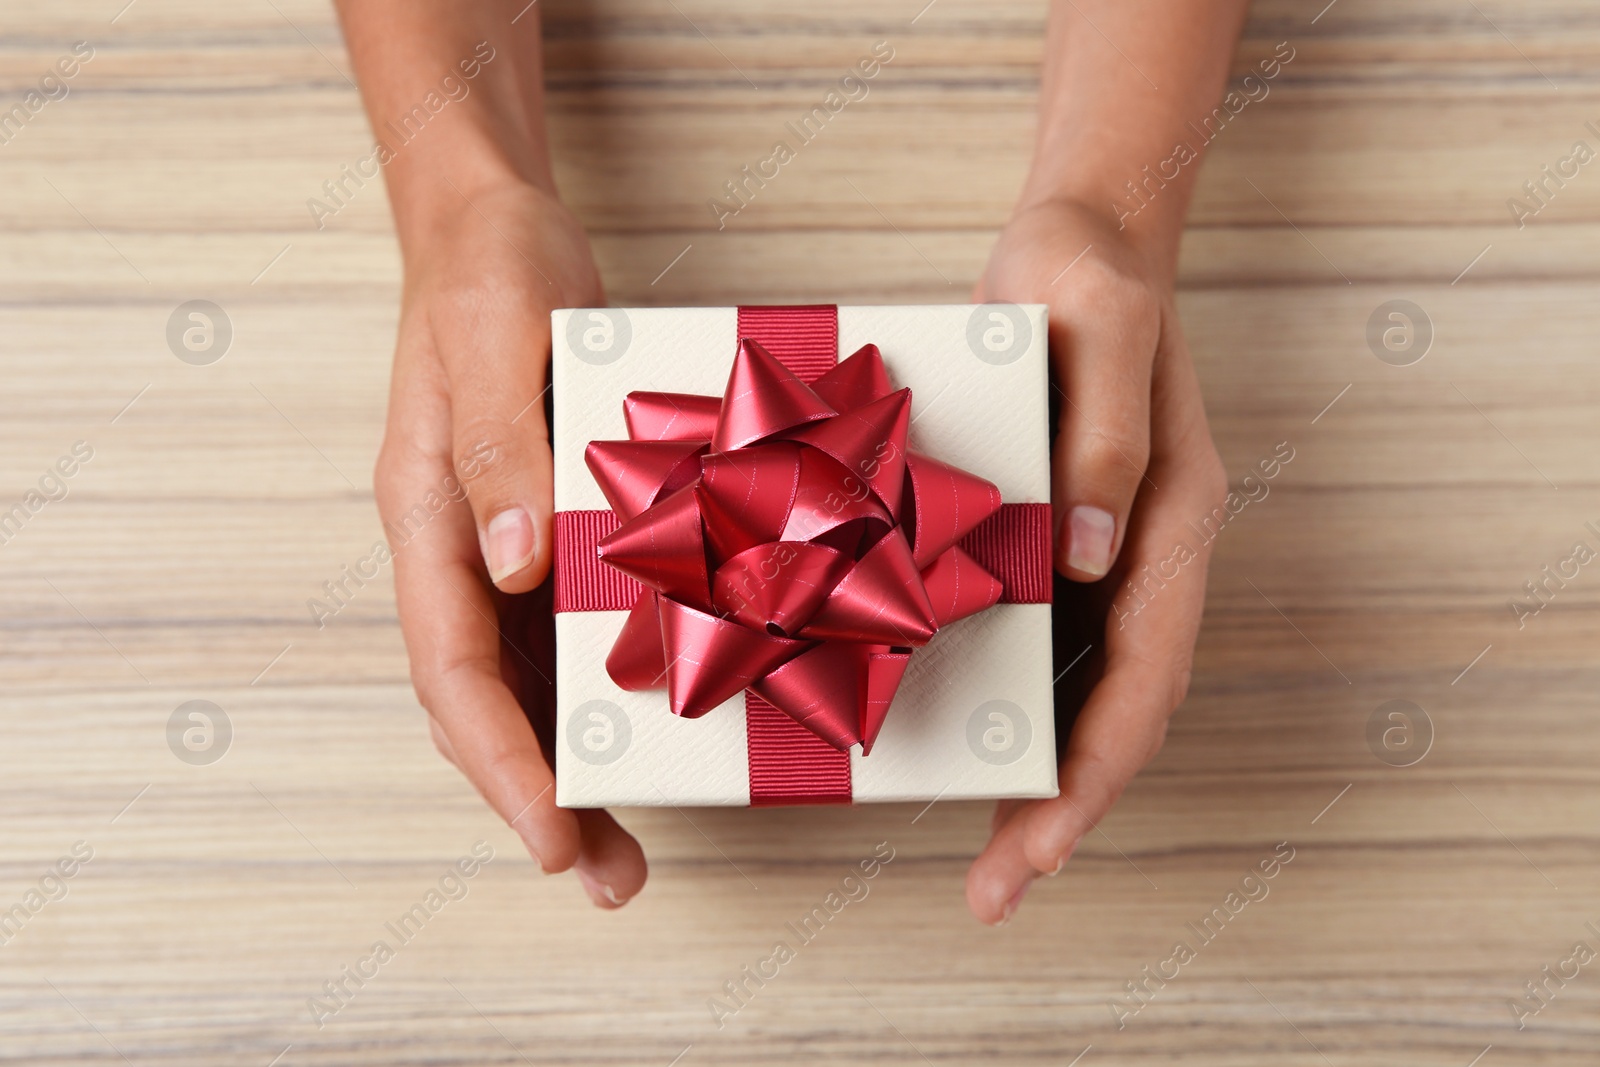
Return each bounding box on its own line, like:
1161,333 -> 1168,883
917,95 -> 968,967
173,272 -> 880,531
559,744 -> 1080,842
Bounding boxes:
555,305 -> 1051,805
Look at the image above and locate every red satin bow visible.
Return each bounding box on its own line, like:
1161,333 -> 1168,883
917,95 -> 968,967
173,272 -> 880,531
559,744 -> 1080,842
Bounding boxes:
584,338 -> 1006,754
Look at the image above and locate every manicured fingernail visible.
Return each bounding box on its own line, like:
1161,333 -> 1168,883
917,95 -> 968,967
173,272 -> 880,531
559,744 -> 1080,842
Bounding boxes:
995,881 -> 1031,926
1066,505 -> 1116,577
576,867 -> 627,908
1047,855 -> 1065,877
485,508 -> 534,584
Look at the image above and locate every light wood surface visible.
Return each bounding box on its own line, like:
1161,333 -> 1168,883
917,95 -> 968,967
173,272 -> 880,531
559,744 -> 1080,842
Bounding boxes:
3,0 -> 1599,1063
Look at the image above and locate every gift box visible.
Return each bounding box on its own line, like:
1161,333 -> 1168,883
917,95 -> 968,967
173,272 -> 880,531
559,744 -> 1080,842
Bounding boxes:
551,304 -> 1056,807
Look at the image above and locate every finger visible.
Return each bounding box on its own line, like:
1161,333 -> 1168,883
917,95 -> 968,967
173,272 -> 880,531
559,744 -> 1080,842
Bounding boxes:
1048,261 -> 1159,581
378,337 -> 581,874
428,714 -> 459,769
966,331 -> 1222,919
990,797 -> 1028,836
572,809 -> 649,909
430,277 -> 557,594
966,798 -> 1047,925
988,798 -> 1017,836
399,532 -> 582,873
1018,652 -> 1179,876
1023,333 -> 1224,876
965,645 -> 1175,920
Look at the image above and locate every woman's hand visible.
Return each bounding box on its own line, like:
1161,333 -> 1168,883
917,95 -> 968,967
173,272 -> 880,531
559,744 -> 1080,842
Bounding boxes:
336,1 -> 648,909
956,0 -> 1250,927
373,179 -> 647,909
965,197 -> 1227,924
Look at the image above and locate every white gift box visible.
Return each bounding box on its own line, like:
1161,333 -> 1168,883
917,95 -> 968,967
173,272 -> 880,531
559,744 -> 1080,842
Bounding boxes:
551,305 -> 1057,807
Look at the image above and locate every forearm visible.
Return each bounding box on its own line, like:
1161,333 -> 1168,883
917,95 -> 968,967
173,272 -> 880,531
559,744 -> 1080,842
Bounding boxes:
1020,0 -> 1254,277
333,0 -> 555,259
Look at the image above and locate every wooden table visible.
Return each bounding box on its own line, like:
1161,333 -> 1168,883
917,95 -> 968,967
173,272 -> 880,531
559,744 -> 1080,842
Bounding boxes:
3,0 -> 1597,1062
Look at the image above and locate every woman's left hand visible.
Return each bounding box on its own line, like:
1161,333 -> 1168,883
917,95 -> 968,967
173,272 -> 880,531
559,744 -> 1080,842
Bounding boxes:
966,196 -> 1228,924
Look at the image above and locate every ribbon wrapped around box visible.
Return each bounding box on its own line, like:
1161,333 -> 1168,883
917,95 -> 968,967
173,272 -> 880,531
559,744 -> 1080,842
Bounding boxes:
552,305 -> 1058,807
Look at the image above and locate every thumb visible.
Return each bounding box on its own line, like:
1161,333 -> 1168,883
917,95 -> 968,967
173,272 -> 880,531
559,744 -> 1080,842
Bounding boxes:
1047,285 -> 1157,581
433,290 -> 556,594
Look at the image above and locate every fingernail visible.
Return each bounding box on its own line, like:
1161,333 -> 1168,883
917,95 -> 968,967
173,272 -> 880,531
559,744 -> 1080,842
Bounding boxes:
1045,837 -> 1080,877
1066,505 -> 1116,577
484,507 -> 534,584
995,880 -> 1031,926
576,867 -> 627,908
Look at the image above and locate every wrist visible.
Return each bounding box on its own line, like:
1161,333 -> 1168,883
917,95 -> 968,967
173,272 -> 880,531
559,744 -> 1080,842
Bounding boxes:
1010,182 -> 1184,292
1016,163 -> 1189,283
383,125 -> 557,264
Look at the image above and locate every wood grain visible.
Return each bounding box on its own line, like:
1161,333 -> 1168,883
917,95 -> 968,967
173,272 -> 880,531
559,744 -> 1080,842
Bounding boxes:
2,0 -> 1598,1063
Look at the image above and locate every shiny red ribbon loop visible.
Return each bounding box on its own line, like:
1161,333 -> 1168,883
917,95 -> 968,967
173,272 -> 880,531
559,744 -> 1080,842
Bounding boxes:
556,305 -> 1051,804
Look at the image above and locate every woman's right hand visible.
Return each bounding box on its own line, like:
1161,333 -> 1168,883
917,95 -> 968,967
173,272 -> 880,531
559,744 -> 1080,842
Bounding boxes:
374,179 -> 648,908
